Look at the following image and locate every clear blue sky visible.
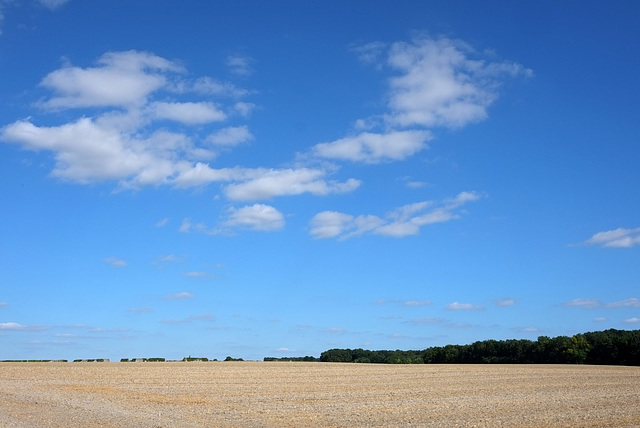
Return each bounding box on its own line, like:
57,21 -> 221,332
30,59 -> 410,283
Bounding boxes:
1,0 -> 639,361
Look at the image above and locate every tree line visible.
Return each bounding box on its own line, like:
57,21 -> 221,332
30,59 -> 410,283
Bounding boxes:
318,329 -> 640,366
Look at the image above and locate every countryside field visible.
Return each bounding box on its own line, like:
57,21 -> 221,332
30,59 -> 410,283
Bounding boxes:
1,362 -> 639,427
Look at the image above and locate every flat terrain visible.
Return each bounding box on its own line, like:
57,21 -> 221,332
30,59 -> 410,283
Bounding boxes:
0,362 -> 639,427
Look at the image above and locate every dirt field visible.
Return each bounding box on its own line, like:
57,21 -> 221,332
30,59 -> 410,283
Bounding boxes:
0,362 -> 639,427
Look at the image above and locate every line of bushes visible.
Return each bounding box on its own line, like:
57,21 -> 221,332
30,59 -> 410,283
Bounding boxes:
264,356 -> 319,362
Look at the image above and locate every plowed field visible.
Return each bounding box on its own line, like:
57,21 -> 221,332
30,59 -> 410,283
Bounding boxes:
1,362 -> 639,427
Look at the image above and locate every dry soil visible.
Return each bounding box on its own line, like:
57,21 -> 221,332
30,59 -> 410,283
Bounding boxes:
0,362 -> 639,427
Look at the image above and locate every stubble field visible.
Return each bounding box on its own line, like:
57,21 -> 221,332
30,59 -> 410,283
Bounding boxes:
0,362 -> 639,427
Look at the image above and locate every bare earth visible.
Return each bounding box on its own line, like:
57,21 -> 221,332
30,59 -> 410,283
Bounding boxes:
1,362 -> 639,427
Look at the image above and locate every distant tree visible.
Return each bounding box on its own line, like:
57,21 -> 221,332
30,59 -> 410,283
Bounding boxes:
320,348 -> 353,362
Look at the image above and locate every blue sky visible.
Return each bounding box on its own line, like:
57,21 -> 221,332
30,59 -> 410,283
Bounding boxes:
1,0 -> 639,361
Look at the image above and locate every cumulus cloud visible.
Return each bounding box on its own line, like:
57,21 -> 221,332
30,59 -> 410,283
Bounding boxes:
39,51 -> 182,109
149,101 -> 226,124
305,36 -> 530,166
223,204 -> 285,231
584,227 -> 640,248
353,34 -> 534,131
177,204 -> 285,235
223,168 -> 360,201
0,51 -> 271,191
1,48 -> 359,197
311,130 -> 431,163
309,191 -> 482,240
446,301 -> 484,311
383,37 -> 532,129
206,125 -> 254,147
624,317 -> 640,324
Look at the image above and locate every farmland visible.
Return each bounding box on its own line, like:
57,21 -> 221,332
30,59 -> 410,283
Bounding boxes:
1,362 -> 639,427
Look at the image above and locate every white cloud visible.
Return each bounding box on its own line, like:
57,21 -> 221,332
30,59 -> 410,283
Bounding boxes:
105,257 -> 127,267
563,298 -> 602,309
306,36 -> 529,166
0,51 -> 262,190
39,51 -> 182,109
0,322 -> 46,331
406,180 -> 428,188
563,297 -> 640,309
164,291 -> 194,300
179,218 -> 192,233
226,54 -> 254,76
155,218 -> 169,227
606,298 -> 640,308
233,102 -> 255,117
495,298 -> 516,307
311,130 -> 431,163
2,119 -> 150,183
383,37 -> 532,129
178,204 -> 285,235
351,41 -> 388,65
310,191 -> 482,240
191,76 -> 249,98
223,204 -> 285,231
309,211 -> 355,239
0,302 -> 8,307
206,125 -> 254,147
594,317 -> 607,322
224,168 -> 360,201
624,317 -> 640,324
446,301 -> 484,310
149,101 -> 226,124
585,227 -> 640,248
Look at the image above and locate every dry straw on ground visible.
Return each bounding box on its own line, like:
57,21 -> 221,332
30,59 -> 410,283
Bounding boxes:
1,362 -> 639,427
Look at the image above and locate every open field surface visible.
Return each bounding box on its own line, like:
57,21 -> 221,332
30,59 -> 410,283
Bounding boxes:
1,362 -> 639,427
